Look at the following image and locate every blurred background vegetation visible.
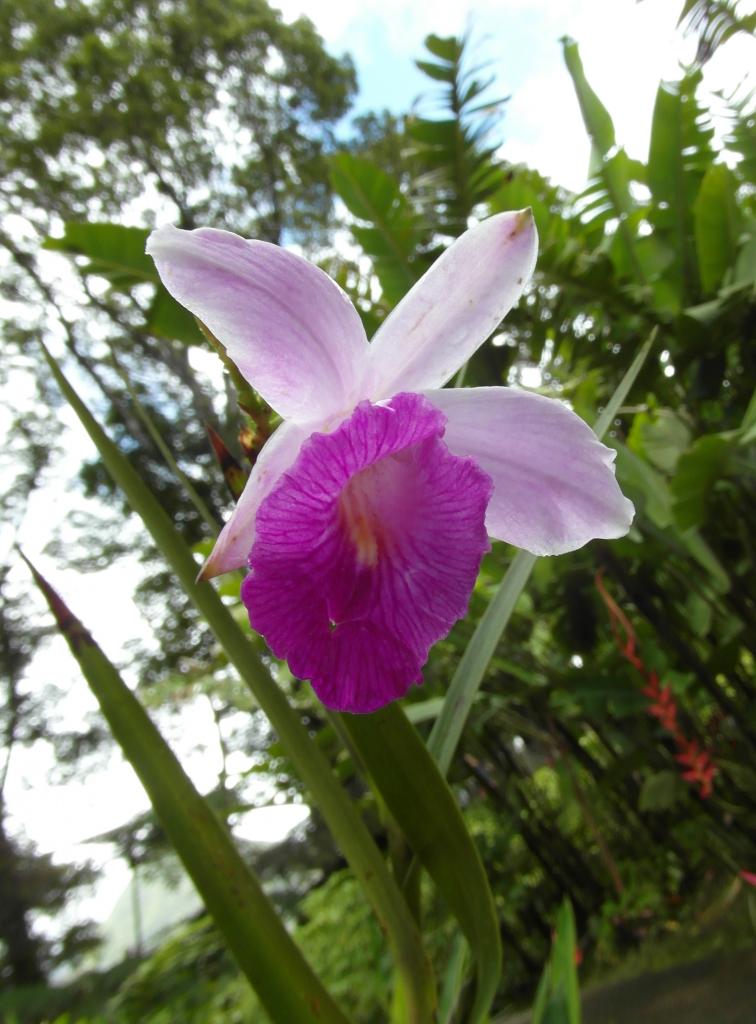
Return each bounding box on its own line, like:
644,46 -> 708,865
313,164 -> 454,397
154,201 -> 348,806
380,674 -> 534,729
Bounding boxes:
1,0 -> 755,1021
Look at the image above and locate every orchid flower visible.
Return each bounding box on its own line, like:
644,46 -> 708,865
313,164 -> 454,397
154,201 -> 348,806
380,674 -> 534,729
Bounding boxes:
147,212 -> 633,713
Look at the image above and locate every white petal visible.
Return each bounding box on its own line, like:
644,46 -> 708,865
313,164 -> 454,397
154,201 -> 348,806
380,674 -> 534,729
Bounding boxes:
426,387 -> 634,555
369,211 -> 537,397
200,419 -> 312,578
147,226 -> 370,423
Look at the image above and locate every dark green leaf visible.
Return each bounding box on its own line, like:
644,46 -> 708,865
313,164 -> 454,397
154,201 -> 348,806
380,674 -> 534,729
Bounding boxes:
146,286 -> 204,344
341,704 -> 500,1024
44,222 -> 156,287
23,556 -> 349,1024
415,59 -> 455,83
639,771 -> 687,812
671,433 -> 734,529
693,163 -> 741,293
424,34 -> 461,62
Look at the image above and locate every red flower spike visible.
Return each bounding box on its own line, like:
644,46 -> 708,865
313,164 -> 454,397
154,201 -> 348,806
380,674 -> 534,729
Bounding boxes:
596,572 -> 718,800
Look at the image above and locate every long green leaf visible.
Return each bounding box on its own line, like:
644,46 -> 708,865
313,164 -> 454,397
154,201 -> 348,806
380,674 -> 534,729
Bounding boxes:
647,73 -> 712,305
561,38 -> 645,285
38,341 -> 436,1023
22,554 -> 349,1024
552,901 -> 581,1023
438,933 -> 467,1024
342,703 -> 501,1024
428,332 -> 655,776
560,37 -> 615,160
429,549 -> 536,775
693,163 -> 741,293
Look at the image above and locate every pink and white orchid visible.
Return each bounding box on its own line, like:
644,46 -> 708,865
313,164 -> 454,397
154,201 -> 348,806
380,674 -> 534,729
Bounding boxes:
146,211 -> 633,713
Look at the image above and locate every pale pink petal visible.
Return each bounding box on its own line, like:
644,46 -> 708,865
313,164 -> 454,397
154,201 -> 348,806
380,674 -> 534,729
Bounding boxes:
368,210 -> 537,397
200,419 -> 312,579
425,386 -> 634,555
146,225 -> 370,422
243,393 -> 492,713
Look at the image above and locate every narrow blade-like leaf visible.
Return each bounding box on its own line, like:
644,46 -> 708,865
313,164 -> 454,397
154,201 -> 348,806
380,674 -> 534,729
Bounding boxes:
342,704 -> 501,1024
22,554 -> 349,1024
560,37 -> 615,158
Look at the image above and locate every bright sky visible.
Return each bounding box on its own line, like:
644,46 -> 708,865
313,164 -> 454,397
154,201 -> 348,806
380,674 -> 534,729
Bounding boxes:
280,0 -> 753,189
5,0 -> 754,941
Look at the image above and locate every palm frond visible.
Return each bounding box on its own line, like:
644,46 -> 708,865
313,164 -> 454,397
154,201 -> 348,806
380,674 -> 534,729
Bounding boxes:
678,0 -> 756,64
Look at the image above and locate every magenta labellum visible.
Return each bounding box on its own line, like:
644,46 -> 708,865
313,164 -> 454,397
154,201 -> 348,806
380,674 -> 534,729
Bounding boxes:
242,394 -> 492,713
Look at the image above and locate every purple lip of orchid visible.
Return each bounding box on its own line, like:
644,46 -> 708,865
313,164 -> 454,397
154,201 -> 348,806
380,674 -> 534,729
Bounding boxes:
146,211 -> 635,713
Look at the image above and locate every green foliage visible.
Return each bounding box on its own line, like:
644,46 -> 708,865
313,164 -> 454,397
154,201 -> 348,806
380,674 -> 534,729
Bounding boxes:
44,222 -> 200,343
296,873 -> 392,1023
638,771 -> 688,813
24,554 -> 349,1024
677,0 -> 756,64
407,34 -> 508,236
693,164 -> 741,294
0,0 -> 356,239
110,917 -> 258,1024
723,89 -> 756,182
531,901 -> 581,1024
670,433 -> 735,529
329,153 -> 427,305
